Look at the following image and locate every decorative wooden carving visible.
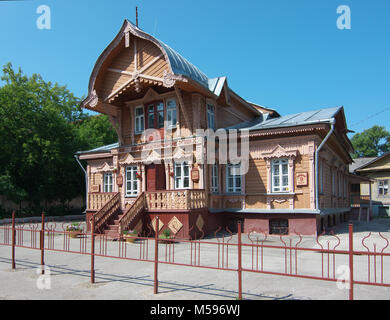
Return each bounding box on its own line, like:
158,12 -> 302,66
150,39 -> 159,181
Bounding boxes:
116,174 -> 123,187
296,172 -> 308,186
196,214 -> 205,232
168,216 -> 183,235
261,144 -> 297,160
191,168 -> 199,182
91,185 -> 100,193
151,217 -> 164,232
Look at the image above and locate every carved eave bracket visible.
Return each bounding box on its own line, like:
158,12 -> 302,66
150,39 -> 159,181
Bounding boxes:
84,90 -> 99,109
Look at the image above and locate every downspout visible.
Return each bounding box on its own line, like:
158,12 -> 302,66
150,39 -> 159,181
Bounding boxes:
74,155 -> 88,213
315,119 -> 336,210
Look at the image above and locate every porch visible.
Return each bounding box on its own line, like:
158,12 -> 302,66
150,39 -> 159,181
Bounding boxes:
88,189 -> 207,213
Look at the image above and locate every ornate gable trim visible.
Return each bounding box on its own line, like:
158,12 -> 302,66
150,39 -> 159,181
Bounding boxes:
95,162 -> 115,173
261,145 -> 297,160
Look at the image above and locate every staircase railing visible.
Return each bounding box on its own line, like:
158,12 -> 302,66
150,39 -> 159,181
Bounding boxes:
118,192 -> 145,235
88,192 -> 117,211
91,192 -> 121,234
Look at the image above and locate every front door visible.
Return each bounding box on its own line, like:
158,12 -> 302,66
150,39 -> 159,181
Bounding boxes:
146,164 -> 166,191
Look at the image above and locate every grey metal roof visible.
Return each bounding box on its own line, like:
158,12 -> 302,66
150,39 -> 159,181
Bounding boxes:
156,40 -> 209,89
226,106 -> 342,131
208,77 -> 227,96
349,157 -> 376,173
76,142 -> 119,155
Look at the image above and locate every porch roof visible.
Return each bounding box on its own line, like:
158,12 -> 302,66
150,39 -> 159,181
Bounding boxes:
76,142 -> 119,155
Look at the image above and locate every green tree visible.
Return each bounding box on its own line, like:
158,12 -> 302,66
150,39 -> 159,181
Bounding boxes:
75,114 -> 117,150
0,63 -> 84,208
351,125 -> 390,158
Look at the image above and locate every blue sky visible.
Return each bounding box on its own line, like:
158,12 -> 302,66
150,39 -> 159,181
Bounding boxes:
0,0 -> 389,136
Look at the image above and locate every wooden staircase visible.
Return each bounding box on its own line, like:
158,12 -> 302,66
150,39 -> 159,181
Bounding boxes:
102,212 -> 125,240
91,192 -> 146,240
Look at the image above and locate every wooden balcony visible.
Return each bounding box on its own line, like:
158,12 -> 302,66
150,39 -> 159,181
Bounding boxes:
145,189 -> 207,211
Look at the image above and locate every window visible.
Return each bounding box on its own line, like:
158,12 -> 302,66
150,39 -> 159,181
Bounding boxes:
175,162 -> 190,189
147,105 -> 155,129
147,102 -> 164,129
379,180 -> 389,196
211,164 -> 219,193
103,172 -> 113,193
269,219 -> 289,235
125,166 -> 138,197
271,159 -> 289,193
226,163 -> 242,193
207,104 -> 215,130
166,99 -> 177,129
134,106 -> 144,134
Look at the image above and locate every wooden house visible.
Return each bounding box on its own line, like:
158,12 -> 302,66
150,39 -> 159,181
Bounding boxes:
350,153 -> 390,218
77,20 -> 355,238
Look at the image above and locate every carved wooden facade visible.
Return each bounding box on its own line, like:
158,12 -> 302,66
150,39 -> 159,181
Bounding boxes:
78,19 -> 354,237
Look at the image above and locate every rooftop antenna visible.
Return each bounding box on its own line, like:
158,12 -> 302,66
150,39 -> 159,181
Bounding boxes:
136,6 -> 139,27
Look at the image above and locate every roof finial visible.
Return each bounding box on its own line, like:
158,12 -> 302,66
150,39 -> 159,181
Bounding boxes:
136,6 -> 139,27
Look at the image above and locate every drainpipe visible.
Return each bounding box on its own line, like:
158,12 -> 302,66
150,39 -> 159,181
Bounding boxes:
74,155 -> 88,213
315,119 -> 336,210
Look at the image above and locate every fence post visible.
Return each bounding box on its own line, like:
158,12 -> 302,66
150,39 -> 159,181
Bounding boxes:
11,211 -> 15,270
349,223 -> 354,300
237,221 -> 243,300
91,215 -> 95,284
40,212 -> 45,275
154,216 -> 159,294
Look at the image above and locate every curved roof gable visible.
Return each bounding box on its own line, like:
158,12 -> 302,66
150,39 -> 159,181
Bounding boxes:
86,19 -> 210,101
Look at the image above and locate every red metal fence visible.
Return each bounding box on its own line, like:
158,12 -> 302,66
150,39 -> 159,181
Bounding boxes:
0,212 -> 389,300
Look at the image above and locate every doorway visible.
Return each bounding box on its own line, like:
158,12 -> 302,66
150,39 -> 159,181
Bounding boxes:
146,163 -> 166,191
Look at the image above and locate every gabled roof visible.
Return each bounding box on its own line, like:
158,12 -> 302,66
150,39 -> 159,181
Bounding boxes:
84,19 -> 261,117
354,152 -> 390,172
349,157 -> 376,173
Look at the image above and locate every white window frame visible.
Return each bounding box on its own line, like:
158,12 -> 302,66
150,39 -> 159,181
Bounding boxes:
211,164 -> 219,193
271,159 -> 289,193
103,172 -> 113,193
379,180 -> 389,197
174,161 -> 190,190
134,106 -> 144,134
207,104 -> 215,130
226,163 -> 242,194
125,166 -> 138,197
166,98 -> 177,129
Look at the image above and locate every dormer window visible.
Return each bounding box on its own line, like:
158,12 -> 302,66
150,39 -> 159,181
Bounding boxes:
207,104 -> 215,130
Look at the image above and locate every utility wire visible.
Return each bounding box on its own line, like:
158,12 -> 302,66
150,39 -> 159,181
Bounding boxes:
350,106 -> 390,128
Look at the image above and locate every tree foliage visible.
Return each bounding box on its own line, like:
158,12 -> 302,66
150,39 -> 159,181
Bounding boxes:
0,63 -> 116,213
351,125 -> 390,158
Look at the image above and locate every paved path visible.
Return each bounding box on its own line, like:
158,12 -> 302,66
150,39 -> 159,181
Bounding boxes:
0,219 -> 389,300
